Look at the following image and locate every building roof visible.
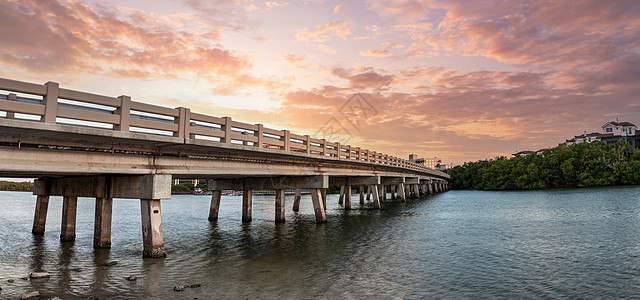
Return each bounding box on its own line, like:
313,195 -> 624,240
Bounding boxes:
602,121 -> 637,128
574,132 -> 602,139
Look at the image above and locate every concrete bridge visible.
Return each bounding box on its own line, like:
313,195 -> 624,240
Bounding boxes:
0,78 -> 450,258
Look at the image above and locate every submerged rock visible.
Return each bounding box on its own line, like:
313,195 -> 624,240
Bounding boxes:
20,291 -> 40,299
126,275 -> 137,281
30,272 -> 50,279
191,283 -> 201,288
7,279 -> 13,283
103,261 -> 118,267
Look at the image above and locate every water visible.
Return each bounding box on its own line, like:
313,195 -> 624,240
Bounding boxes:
1,187 -> 640,299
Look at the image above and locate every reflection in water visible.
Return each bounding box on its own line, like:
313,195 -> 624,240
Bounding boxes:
56,240 -> 75,295
1,187 -> 640,298
28,234 -> 46,273
91,248 -> 112,297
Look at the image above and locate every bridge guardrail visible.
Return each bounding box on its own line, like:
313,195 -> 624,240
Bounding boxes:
0,78 -> 448,177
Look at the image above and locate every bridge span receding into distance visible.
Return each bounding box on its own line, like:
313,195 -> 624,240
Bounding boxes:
0,77 -> 450,257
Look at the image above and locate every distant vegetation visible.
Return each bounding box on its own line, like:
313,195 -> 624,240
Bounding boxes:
448,140 -> 640,190
0,180 -> 33,192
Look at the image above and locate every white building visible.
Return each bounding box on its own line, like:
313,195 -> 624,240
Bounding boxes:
601,120 -> 637,137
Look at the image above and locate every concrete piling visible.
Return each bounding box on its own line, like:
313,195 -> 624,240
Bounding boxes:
275,189 -> 285,223
372,184 -> 381,209
344,185 -> 351,210
94,197 -> 113,248
140,199 -> 166,257
293,189 -> 302,212
208,190 -> 222,222
60,196 -> 78,241
242,190 -> 252,223
32,195 -> 49,234
310,188 -> 327,223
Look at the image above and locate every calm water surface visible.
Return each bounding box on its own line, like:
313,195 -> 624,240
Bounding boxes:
1,187 -> 640,299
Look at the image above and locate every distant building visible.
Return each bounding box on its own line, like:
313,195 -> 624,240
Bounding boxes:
519,119 -> 639,156
559,119 -> 638,153
409,154 -> 443,169
602,120 -> 637,136
423,157 -> 442,169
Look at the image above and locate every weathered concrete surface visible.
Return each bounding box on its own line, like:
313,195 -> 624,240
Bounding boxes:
310,189 -> 327,223
31,195 -> 49,234
208,190 -> 222,221
242,190 -> 252,223
33,175 -> 171,200
293,189 -> 302,212
94,197 -> 112,248
60,196 -> 77,241
140,199 -> 166,257
275,189 -> 286,223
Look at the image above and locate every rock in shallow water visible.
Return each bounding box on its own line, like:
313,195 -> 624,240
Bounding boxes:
20,291 -> 40,299
30,272 -> 50,279
126,275 -> 137,281
174,284 -> 187,292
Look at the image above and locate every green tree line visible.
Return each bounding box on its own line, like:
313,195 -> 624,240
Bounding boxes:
0,181 -> 34,191
447,140 -> 640,190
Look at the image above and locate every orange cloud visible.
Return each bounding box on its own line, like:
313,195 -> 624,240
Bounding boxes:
382,42 -> 405,49
360,49 -> 392,57
295,21 -> 353,42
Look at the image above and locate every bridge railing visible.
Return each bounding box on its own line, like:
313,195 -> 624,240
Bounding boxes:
0,78 -> 446,176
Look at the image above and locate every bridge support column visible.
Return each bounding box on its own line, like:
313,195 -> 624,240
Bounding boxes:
366,185 -> 371,200
404,184 -> 410,199
429,183 -> 433,195
208,190 -> 222,221
414,184 -> 420,198
384,185 -> 388,202
242,190 -> 252,223
321,189 -> 327,211
338,186 -> 345,205
275,189 -> 285,223
359,185 -> 365,204
310,189 -> 327,223
391,186 -> 396,200
398,184 -> 406,203
140,199 -> 166,257
94,197 -> 113,248
372,185 -> 381,209
293,189 -> 302,212
60,196 -> 78,241
32,195 -> 50,234
344,185 -> 351,210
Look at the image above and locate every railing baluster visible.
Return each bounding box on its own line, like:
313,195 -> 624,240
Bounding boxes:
222,117 -> 232,143
115,95 -> 131,132
255,124 -> 264,148
42,81 -> 59,124
6,93 -> 16,119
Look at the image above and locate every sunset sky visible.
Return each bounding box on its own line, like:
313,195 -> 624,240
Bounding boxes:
1,0 -> 639,165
